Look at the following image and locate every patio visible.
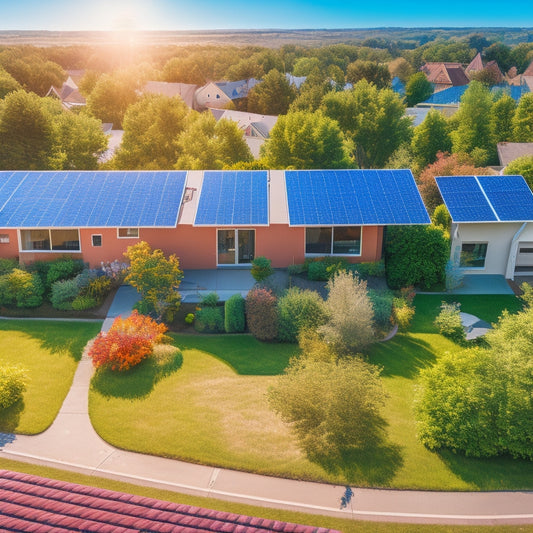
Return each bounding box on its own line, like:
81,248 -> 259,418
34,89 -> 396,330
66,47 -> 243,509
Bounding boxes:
446,274 -> 515,295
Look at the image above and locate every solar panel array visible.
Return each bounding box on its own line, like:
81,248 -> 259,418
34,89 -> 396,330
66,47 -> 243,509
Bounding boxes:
285,169 -> 430,226
194,171 -> 269,226
0,171 -> 187,228
436,175 -> 533,222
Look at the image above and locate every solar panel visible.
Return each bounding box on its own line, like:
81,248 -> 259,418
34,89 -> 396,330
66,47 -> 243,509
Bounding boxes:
477,175 -> 533,221
194,171 -> 269,226
285,169 -> 430,226
435,176 -> 498,222
0,171 -> 187,228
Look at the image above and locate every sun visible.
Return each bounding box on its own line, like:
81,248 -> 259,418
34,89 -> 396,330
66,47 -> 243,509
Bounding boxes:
89,0 -> 152,32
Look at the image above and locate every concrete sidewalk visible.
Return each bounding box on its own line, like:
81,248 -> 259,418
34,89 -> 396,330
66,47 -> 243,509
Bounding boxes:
1,286 -> 533,526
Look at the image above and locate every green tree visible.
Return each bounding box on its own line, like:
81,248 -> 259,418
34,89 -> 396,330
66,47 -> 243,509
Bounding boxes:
318,270 -> 375,355
78,70 -> 101,97
0,67 -> 21,99
346,60 -> 391,89
504,155 -> 533,189
261,110 -> 351,169
484,42 -> 513,73
268,355 -> 386,459
405,72 -> 433,107
451,81 -> 494,165
411,108 -> 452,168
490,93 -> 516,144
161,56 -> 206,85
385,143 -> 421,177
322,80 -> 412,168
113,94 -> 191,170
512,93 -> 533,142
388,57 -> 414,83
247,69 -> 296,115
124,241 -> 183,322
292,57 -> 321,77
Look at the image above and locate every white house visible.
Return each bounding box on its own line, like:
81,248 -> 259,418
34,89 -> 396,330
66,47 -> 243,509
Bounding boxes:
436,174 -> 533,279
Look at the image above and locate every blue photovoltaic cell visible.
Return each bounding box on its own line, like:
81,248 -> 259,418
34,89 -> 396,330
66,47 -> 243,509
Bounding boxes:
0,171 -> 187,228
194,171 -> 269,226
435,176 -> 498,222
285,169 -> 430,226
477,175 -> 533,221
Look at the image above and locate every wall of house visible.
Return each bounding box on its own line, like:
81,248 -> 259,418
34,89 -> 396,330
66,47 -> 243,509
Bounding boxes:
0,230 -> 20,261
195,84 -> 231,110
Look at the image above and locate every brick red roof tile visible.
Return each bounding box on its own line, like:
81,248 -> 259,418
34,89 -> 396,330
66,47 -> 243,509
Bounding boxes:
0,470 -> 340,533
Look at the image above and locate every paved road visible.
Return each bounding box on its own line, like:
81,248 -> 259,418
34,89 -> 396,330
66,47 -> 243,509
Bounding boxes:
1,287 -> 533,526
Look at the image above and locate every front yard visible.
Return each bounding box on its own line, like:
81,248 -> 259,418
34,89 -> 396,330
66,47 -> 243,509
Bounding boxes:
88,293 -> 533,491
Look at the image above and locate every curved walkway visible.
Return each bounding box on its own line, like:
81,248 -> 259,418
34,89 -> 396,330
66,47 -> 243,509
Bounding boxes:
1,288 -> 533,526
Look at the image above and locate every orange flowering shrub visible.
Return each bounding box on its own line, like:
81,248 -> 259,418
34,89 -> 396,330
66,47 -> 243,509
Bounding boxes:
89,311 -> 169,371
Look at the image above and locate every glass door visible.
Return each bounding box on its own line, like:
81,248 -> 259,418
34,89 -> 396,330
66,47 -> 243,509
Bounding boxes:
238,230 -> 255,264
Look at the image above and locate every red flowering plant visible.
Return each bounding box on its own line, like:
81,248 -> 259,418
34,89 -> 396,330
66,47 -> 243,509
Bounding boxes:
89,310 -> 169,371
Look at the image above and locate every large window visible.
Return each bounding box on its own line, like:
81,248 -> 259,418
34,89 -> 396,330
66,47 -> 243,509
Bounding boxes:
20,229 -> 80,252
460,242 -> 488,268
217,229 -> 255,265
305,227 -> 361,256
117,228 -> 139,238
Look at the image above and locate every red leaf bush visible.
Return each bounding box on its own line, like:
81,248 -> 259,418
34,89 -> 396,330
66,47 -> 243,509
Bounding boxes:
89,311 -> 169,371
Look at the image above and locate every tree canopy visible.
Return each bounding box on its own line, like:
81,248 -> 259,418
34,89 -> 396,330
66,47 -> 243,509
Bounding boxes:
247,69 -> 296,115
411,108 -> 452,168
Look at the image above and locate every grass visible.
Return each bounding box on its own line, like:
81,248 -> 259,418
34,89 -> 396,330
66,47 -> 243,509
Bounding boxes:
1,459 -> 529,533
88,295 -> 533,491
0,319 -> 102,434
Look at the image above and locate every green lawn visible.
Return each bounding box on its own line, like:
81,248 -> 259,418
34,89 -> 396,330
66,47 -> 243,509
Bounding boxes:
89,294 -> 533,490
0,319 -> 102,434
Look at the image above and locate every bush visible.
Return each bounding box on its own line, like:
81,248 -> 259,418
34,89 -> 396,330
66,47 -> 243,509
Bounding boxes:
307,260 -> 328,281
0,269 -> 44,308
194,306 -> 224,333
83,275 -> 112,302
385,225 -> 449,290
0,365 -> 27,409
185,313 -> 195,324
287,263 -> 305,276
89,311 -> 168,371
434,302 -> 465,342
251,256 -> 274,282
46,258 -> 85,288
392,303 -> 415,331
75,269 -> 92,290
349,260 -> 386,279
200,292 -> 219,307
0,258 -> 18,276
71,295 -> 98,311
277,287 -> 327,343
224,294 -> 246,333
369,290 -> 393,327
50,278 -> 80,310
245,287 -> 278,341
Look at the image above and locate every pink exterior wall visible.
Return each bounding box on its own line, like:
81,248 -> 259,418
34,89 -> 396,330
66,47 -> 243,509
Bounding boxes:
0,230 -> 21,261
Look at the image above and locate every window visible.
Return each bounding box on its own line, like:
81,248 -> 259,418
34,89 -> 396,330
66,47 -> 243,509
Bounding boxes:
117,228 -> 139,238
0,234 -> 9,244
20,229 -> 80,252
305,227 -> 361,256
92,234 -> 102,247
217,229 -> 255,265
460,242 -> 488,268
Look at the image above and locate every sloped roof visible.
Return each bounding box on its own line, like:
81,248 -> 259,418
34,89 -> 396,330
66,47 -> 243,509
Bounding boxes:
422,85 -> 468,105
0,470 -> 337,533
523,60 -> 533,77
466,52 -> 484,73
216,78 -> 261,99
209,108 -> 278,137
391,76 -> 405,95
497,142 -> 533,166
143,81 -> 198,109
286,73 -> 307,89
421,62 -> 469,87
485,60 -> 504,84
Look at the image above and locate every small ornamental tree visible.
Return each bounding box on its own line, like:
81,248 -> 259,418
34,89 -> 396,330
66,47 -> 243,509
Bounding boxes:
504,155 -> 533,189
89,311 -> 169,371
245,287 -> 278,341
0,365 -> 27,409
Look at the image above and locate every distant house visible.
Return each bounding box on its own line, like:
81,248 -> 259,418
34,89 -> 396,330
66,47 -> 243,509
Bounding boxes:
208,108 -> 278,158
497,142 -> 533,167
46,76 -> 86,110
142,81 -> 198,109
391,76 -> 405,96
466,52 -> 484,76
285,73 -> 307,90
420,62 -> 469,93
195,79 -> 261,109
436,174 -> 533,279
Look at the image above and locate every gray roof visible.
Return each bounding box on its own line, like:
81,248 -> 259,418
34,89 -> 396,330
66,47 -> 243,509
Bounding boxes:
497,142 -> 533,167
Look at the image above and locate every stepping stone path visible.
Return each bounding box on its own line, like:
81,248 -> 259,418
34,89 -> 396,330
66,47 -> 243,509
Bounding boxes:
460,312 -> 492,340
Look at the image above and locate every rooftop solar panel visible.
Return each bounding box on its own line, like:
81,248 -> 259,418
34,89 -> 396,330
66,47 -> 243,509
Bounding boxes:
194,171 -> 269,226
285,169 -> 430,226
0,171 -> 187,228
477,175 -> 533,221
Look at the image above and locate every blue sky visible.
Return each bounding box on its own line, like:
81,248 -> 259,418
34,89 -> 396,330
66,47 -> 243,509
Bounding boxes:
0,0 -> 532,31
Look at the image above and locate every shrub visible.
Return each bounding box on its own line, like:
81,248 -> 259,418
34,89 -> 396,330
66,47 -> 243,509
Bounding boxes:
245,287 -> 278,341
287,263 -> 305,276
224,294 -> 246,333
50,278 -> 80,310
71,295 -> 98,311
200,292 -> 219,307
46,258 -> 85,288
185,313 -> 195,324
194,306 -> 224,333
75,269 -> 92,290
89,310 -> 168,371
0,269 -> 44,308
369,290 -> 393,327
83,275 -> 112,302
392,303 -> 415,331
0,258 -> 18,276
277,287 -> 327,343
100,260 -> 129,284
434,302 -> 465,342
251,256 -> 274,282
0,365 -> 27,409
350,260 -> 386,279
307,260 -> 328,281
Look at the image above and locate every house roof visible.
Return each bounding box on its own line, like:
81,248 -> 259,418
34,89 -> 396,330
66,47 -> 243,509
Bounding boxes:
391,76 -> 405,95
485,60 -> 505,84
497,142 -> 533,166
422,85 -> 468,105
523,60 -> 533,77
466,52 -> 484,73
436,175 -> 533,223
0,171 -> 186,229
215,78 -> 261,99
143,81 -> 198,109
208,108 -> 278,137
286,73 -> 307,89
421,62 -> 469,87
0,470 -> 337,533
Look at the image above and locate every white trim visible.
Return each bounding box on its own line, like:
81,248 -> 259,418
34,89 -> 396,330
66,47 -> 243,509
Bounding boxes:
18,228 -> 81,253
0,233 -> 10,244
91,234 -> 103,247
117,228 -> 139,239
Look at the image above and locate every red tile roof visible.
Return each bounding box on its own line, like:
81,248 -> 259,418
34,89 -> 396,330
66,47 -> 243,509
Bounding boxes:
0,470 -> 339,533
421,62 -> 469,87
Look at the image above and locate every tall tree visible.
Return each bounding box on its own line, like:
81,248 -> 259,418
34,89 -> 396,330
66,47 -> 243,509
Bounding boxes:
512,93 -> 533,142
247,69 -> 296,115
0,67 -> 21,99
411,109 -> 452,168
321,80 -> 412,168
388,57 -> 414,83
490,93 -> 516,144
405,72 -> 433,107
346,59 -> 391,89
261,110 -> 351,169
484,42 -> 513,73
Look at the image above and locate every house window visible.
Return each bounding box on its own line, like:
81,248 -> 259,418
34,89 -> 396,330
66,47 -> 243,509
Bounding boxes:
92,234 -> 102,247
0,234 -> 9,244
305,227 -> 361,256
20,229 -> 80,252
117,228 -> 139,238
217,229 -> 255,265
460,242 -> 488,268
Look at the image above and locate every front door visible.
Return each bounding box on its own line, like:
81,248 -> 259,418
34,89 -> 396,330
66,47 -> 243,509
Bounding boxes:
217,229 -> 255,265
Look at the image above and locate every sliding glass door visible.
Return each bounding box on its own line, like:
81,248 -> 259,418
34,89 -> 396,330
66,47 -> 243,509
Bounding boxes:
217,229 -> 255,265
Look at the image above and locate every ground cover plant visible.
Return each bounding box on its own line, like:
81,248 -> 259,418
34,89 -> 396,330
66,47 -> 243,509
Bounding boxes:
0,319 -> 102,434
88,292 -> 533,490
